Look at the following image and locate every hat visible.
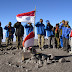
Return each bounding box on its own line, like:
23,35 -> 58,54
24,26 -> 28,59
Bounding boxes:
46,20 -> 50,23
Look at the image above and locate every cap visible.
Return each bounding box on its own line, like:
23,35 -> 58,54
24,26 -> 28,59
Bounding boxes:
46,20 -> 50,23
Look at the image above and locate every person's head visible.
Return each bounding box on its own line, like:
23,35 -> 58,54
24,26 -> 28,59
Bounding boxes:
56,23 -> 59,28
46,20 -> 50,25
62,20 -> 65,24
0,22 -> 1,26
8,22 -> 12,27
65,21 -> 69,25
46,20 -> 51,26
40,19 -> 43,23
17,22 -> 21,25
28,22 -> 32,26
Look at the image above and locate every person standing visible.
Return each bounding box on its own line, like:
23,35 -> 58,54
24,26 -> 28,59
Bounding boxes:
0,22 -> 3,47
45,20 -> 55,48
24,22 -> 33,35
59,21 -> 71,52
4,22 -> 15,46
59,20 -> 65,48
14,22 -> 24,50
35,19 -> 45,50
55,23 -> 60,48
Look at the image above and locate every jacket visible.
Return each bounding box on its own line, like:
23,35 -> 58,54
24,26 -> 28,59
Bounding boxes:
59,23 -> 71,39
55,28 -> 60,38
0,26 -> 3,39
4,26 -> 15,38
14,23 -> 24,36
35,22 -> 45,35
24,24 -> 33,35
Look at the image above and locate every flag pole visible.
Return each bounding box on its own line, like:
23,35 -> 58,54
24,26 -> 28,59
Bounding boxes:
32,6 -> 36,54
33,6 -> 36,33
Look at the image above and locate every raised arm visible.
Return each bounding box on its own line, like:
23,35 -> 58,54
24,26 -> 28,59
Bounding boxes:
35,22 -> 39,27
59,23 -> 63,29
4,26 -> 8,30
24,24 -> 29,28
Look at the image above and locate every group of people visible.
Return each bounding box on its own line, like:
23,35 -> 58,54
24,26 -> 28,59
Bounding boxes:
0,19 -> 72,53
35,19 -> 71,52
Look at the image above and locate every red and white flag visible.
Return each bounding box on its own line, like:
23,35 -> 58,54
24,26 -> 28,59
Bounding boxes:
16,11 -> 35,23
22,31 -> 34,48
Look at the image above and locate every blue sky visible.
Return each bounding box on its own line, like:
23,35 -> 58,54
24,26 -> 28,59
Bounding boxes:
0,0 -> 72,41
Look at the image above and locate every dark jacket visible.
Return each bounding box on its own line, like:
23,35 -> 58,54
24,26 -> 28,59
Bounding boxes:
55,28 -> 60,38
0,26 -> 3,39
14,22 -> 24,36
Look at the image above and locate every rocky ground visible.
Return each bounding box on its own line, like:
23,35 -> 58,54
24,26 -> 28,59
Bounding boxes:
0,41 -> 72,72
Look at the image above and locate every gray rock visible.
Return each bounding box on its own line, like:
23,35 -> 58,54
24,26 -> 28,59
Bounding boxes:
42,55 -> 47,61
35,62 -> 43,68
12,64 -> 17,67
48,54 -> 55,60
43,60 -> 47,66
9,64 -> 12,66
4,52 -> 9,54
26,59 -> 30,64
26,69 -> 28,72
16,64 -> 20,67
42,56 -> 45,60
59,58 -> 66,63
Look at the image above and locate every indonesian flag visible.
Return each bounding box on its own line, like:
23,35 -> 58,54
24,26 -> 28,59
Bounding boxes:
70,30 -> 72,37
16,11 -> 35,23
22,31 -> 34,48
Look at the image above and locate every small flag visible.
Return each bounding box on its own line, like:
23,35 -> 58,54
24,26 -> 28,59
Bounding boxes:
16,11 -> 35,23
70,30 -> 72,37
22,31 -> 34,48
